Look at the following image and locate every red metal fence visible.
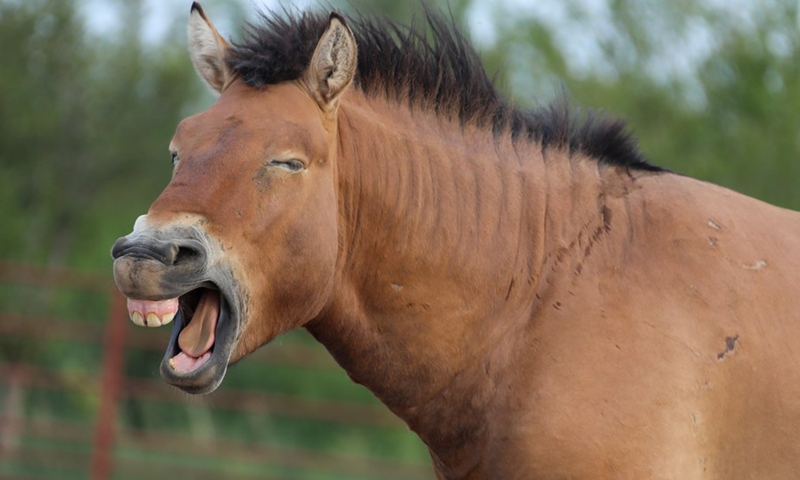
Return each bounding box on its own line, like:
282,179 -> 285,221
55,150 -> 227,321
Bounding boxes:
0,262 -> 431,479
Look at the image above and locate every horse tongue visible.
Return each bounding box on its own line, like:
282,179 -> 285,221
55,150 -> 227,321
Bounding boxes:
178,289 -> 220,358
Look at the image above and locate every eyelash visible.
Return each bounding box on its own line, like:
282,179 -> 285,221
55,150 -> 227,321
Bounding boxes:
169,154 -> 304,172
269,159 -> 305,172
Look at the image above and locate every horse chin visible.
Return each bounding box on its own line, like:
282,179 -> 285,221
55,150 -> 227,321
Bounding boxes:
159,286 -> 239,395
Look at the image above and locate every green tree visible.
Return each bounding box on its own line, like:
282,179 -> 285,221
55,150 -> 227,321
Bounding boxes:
0,0 -> 208,269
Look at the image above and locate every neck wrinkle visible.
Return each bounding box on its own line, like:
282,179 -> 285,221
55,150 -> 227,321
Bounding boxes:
533,153 -> 627,304
310,93 -> 620,478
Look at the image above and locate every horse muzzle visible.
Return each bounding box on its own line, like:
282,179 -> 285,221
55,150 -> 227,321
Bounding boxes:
110,222 -> 244,395
112,234 -> 209,299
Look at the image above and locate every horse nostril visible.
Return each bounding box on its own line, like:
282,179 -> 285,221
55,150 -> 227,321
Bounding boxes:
160,239 -> 206,266
111,236 -> 206,267
163,243 -> 181,265
174,244 -> 202,265
168,239 -> 208,268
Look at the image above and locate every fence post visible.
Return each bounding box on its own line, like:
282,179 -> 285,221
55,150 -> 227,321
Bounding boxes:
0,366 -> 23,456
89,287 -> 128,480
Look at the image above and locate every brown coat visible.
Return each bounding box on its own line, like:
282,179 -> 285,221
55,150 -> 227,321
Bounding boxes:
112,5 -> 800,479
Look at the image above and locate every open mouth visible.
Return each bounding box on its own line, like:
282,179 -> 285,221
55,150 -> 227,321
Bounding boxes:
126,284 -> 238,394
169,288 -> 221,371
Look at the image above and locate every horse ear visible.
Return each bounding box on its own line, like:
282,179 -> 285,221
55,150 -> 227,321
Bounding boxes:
187,2 -> 232,94
305,13 -> 357,112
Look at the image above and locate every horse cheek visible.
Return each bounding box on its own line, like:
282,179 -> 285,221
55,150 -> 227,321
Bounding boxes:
278,214 -> 338,327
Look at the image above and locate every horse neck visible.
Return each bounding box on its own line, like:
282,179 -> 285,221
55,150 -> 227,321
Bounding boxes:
307,92 -> 614,467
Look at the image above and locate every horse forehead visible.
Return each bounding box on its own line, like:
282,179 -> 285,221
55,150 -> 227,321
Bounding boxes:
179,82 -> 323,145
218,81 -> 319,125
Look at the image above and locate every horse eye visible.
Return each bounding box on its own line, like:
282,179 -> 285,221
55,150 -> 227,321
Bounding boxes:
269,159 -> 305,172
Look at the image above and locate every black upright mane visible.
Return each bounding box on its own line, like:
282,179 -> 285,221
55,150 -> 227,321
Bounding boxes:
227,8 -> 662,172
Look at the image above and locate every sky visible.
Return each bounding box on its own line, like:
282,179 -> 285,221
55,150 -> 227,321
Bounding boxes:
80,0 -> 308,44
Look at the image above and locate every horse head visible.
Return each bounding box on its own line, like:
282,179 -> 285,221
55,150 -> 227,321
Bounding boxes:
111,3 -> 356,394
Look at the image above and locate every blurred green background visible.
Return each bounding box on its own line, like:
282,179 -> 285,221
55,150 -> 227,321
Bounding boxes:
1,0 -> 798,478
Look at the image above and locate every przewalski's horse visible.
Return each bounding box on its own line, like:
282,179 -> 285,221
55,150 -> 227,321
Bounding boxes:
111,3 -> 800,479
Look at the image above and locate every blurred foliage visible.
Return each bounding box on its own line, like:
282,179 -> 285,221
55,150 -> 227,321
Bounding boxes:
2,0 -> 800,478
0,0 -> 202,268
471,0 -> 800,208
